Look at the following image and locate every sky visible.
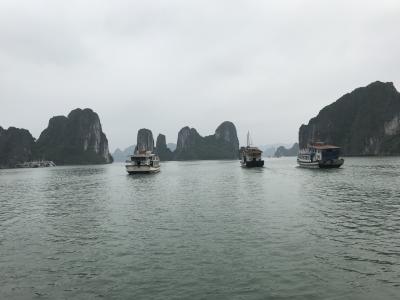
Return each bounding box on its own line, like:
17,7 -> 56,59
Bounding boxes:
0,0 -> 399,151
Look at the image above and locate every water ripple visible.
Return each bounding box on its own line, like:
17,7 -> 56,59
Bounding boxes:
0,159 -> 400,299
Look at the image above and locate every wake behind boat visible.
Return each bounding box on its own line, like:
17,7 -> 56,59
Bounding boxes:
125,150 -> 160,174
297,142 -> 344,169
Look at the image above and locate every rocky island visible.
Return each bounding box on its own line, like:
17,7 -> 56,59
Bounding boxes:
135,128 -> 155,153
36,108 -> 113,165
299,81 -> 400,155
155,134 -> 174,161
0,127 -> 36,168
0,108 -> 113,168
126,121 -> 240,161
174,121 -> 239,160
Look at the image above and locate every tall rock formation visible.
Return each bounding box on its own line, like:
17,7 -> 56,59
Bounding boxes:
174,121 -> 239,160
36,108 -> 113,164
0,127 -> 36,168
274,143 -> 299,157
155,134 -> 173,161
299,81 -> 400,155
174,127 -> 203,160
214,121 -> 240,158
135,129 -> 154,152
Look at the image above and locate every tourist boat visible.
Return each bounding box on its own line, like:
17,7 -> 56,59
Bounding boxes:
297,142 -> 344,168
125,150 -> 160,174
240,132 -> 264,168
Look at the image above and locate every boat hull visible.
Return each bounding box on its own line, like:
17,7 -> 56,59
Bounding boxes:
318,158 -> 344,168
297,158 -> 344,169
241,160 -> 264,168
125,165 -> 160,174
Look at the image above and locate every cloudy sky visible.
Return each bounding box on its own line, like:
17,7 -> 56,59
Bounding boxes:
0,0 -> 399,151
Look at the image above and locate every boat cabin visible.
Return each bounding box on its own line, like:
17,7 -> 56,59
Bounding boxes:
240,147 -> 262,162
297,142 -> 344,168
307,143 -> 341,161
128,150 -> 160,168
240,146 -> 264,167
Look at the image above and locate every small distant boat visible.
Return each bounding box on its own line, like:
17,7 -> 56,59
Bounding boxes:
240,132 -> 264,168
297,142 -> 344,169
125,150 -> 160,174
15,160 -> 56,168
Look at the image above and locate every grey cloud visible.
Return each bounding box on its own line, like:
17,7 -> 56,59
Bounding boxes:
0,0 -> 399,150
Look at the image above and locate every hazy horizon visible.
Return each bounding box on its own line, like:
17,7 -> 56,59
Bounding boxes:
1,0 -> 399,151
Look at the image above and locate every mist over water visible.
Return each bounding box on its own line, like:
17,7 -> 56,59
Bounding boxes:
1,158 -> 399,299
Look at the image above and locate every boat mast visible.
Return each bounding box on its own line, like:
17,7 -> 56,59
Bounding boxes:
247,131 -> 253,147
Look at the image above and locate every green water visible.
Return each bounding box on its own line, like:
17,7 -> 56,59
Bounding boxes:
0,158 -> 399,299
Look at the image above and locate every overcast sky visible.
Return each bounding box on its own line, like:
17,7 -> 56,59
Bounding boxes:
0,0 -> 399,151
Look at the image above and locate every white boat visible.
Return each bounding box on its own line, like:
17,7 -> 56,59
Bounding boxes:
297,142 -> 344,169
125,150 -> 160,174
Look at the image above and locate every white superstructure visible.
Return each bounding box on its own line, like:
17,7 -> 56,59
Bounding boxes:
297,142 -> 344,169
125,150 -> 160,174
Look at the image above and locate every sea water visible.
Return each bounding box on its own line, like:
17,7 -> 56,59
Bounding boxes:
0,158 -> 399,299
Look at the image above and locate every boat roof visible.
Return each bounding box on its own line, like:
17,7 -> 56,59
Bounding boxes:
241,146 -> 263,153
130,151 -> 155,157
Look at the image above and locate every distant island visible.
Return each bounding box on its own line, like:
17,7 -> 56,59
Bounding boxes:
299,81 -> 400,155
274,143 -> 299,157
0,108 -> 113,168
129,121 -> 240,161
112,145 -> 136,162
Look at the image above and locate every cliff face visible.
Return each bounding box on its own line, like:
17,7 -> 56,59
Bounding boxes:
155,134 -> 173,161
214,121 -> 240,158
274,143 -> 299,157
174,127 -> 204,160
174,121 -> 239,160
135,129 -> 154,152
36,108 -> 113,164
0,126 -> 36,168
299,81 -> 400,155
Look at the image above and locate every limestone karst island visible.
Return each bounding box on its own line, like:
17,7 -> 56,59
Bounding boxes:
2,1 -> 400,299
2,81 -> 400,169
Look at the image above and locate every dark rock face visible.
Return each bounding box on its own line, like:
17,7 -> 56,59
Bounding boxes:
174,127 -> 203,160
174,121 -> 239,160
274,143 -> 299,157
0,126 -> 35,168
155,134 -> 173,161
135,129 -> 154,152
36,108 -> 113,164
214,121 -> 240,158
299,81 -> 400,155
